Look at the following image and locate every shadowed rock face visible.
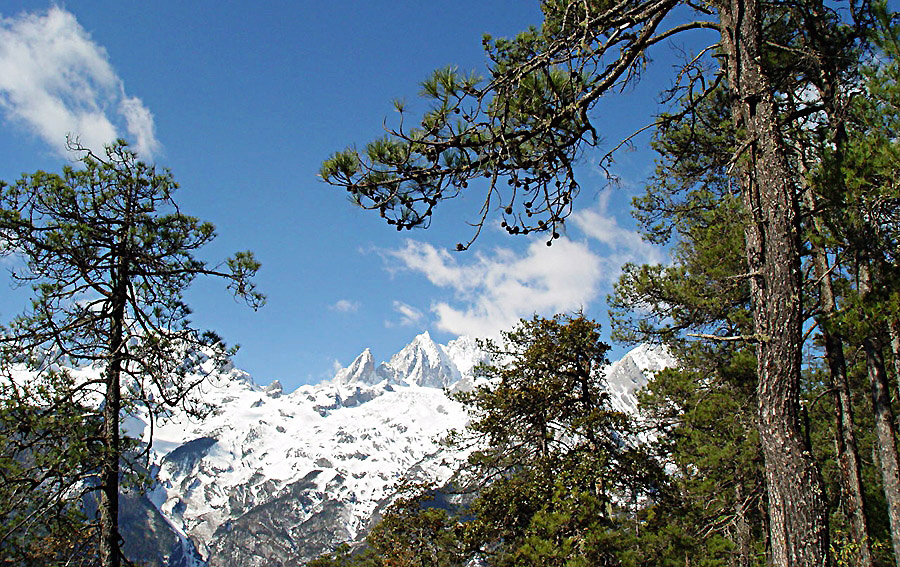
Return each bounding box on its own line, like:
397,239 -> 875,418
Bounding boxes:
120,338 -> 671,567
116,489 -> 204,567
161,437 -> 219,477
206,472 -> 359,567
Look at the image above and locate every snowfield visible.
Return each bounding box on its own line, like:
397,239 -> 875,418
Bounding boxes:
61,332 -> 671,566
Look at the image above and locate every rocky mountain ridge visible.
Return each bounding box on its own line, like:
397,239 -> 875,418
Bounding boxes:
128,334 -> 673,567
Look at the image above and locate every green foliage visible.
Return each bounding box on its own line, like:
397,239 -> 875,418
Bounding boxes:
459,314 -> 615,463
319,0 -> 683,248
320,0 -> 900,564
448,315 -> 664,564
0,140 -> 263,562
450,314 -> 635,565
453,315 -> 660,514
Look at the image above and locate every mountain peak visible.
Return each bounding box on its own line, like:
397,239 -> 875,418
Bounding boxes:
603,343 -> 674,414
378,332 -> 458,389
328,331 -> 472,391
334,348 -> 377,385
408,330 -> 441,360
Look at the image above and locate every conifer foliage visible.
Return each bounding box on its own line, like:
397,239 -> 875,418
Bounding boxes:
322,0 -> 899,564
310,315 -> 664,567
454,315 -> 663,566
0,141 -> 263,567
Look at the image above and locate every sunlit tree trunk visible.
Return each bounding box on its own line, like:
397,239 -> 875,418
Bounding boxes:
717,0 -> 830,563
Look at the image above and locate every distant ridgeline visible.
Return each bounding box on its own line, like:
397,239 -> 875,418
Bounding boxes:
112,333 -> 671,567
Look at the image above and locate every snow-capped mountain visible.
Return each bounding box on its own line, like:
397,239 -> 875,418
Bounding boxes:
334,332 -> 483,390
604,343 -> 677,415
129,334 -> 672,567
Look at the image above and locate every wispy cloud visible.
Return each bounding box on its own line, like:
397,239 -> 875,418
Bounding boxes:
388,300 -> 425,328
329,299 -> 361,313
570,189 -> 666,272
0,7 -> 159,158
383,237 -> 604,339
381,190 -> 664,340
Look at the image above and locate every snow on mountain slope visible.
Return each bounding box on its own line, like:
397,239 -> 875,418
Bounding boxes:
136,334 -> 672,567
604,343 -> 676,415
142,332 -> 475,565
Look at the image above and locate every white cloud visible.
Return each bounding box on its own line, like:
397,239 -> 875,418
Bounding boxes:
0,7 -> 159,158
329,299 -> 360,313
570,189 -> 666,270
119,95 -> 160,157
380,190 -> 665,340
383,237 -> 604,339
389,300 -> 425,328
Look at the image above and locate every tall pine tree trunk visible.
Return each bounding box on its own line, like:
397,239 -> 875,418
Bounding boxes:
717,0 -> 829,563
858,256 -> 900,567
867,337 -> 900,567
99,240 -> 130,567
822,324 -> 873,566
99,322 -> 123,567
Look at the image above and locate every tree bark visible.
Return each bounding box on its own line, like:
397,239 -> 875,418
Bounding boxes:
99,315 -> 123,567
867,338 -> 900,567
100,213 -> 132,567
717,0 -> 830,564
859,257 -> 900,567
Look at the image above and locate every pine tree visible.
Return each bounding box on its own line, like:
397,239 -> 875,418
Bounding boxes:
0,141 -> 263,567
448,314 -> 662,566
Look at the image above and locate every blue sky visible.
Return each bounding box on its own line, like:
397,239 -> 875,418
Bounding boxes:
0,2 -> 690,390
